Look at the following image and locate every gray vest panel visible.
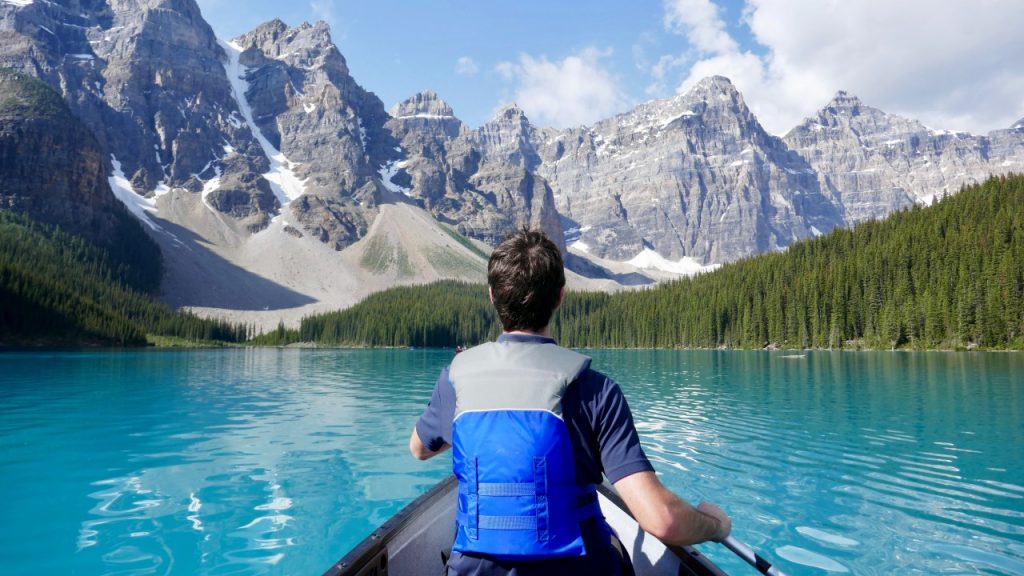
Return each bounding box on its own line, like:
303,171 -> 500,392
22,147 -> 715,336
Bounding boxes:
449,341 -> 591,419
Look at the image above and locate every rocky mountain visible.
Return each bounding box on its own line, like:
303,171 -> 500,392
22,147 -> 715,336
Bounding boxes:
784,91 -> 1024,223
0,0 -> 398,244
534,76 -> 841,264
226,19 -> 395,248
0,0 -> 282,233
386,92 -> 565,250
2,1 -> 1023,328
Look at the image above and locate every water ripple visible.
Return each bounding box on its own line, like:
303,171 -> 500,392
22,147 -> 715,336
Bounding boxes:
608,349 -> 1024,575
2,349 -> 1022,575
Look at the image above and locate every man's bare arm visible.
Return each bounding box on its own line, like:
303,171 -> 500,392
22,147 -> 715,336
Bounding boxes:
613,470 -> 731,546
408,427 -> 450,460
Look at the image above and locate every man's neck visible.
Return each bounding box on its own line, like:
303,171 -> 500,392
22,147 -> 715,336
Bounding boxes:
504,327 -> 553,338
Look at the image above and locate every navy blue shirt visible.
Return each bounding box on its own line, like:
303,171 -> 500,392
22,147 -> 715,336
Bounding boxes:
415,334 -> 654,575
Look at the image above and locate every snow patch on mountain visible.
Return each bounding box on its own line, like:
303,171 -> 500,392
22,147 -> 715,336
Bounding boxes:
200,167 -> 222,210
108,156 -> 157,228
108,155 -> 177,248
570,239 -> 590,253
378,159 -> 411,195
660,110 -> 696,128
396,113 -> 457,120
220,39 -> 308,207
627,249 -> 719,276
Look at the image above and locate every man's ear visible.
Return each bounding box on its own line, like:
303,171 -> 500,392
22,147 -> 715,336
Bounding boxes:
555,286 -> 565,309
488,285 -> 495,305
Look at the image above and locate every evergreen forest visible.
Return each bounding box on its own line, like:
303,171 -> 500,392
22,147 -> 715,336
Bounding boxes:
0,211 -> 251,346
277,174 -> 1024,350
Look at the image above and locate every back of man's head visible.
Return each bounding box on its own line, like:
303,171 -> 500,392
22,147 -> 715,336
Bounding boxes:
488,227 -> 565,333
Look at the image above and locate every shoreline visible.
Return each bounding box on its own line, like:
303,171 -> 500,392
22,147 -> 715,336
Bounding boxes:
2,341 -> 1020,353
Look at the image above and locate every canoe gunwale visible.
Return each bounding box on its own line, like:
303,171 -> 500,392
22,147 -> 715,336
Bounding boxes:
326,475 -> 728,576
595,483 -> 728,576
322,475 -> 458,576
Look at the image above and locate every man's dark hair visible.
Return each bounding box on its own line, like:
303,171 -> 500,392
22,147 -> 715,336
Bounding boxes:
488,227 -> 565,332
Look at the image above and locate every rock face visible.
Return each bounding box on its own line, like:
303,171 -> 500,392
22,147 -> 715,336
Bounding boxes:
0,2 -> 387,243
534,77 -> 840,263
386,93 -> 565,250
0,69 -> 161,288
784,92 -> 1024,223
228,19 -> 395,249
0,0 -> 279,231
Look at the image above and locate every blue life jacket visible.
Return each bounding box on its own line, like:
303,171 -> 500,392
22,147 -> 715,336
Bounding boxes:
448,341 -> 602,560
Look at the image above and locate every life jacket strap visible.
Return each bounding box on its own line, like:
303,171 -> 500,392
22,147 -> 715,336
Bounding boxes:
479,515 -> 539,530
458,483 -> 601,537
479,482 -> 538,496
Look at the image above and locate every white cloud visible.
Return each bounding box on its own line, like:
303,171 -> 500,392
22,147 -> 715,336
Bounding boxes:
658,0 -> 1024,135
664,0 -> 737,55
496,48 -> 631,129
495,61 -> 517,81
455,56 -> 479,76
646,53 -> 690,96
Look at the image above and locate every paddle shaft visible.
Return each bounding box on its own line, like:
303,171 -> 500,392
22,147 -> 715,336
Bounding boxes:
721,535 -> 788,576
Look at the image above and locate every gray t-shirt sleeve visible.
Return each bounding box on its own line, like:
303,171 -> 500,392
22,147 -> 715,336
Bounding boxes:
414,366 -> 454,452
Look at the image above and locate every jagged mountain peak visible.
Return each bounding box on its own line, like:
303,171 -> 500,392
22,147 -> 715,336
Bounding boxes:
238,18 -> 330,41
291,20 -> 334,46
102,0 -> 211,29
678,76 -> 751,112
492,102 -> 530,122
674,75 -> 760,128
691,75 -> 739,95
823,90 -> 866,114
788,90 -> 928,139
470,102 -> 543,171
244,18 -> 289,38
477,103 -> 535,144
234,19 -> 344,74
390,90 -> 458,120
588,78 -> 738,135
812,92 -> 935,135
830,90 -> 860,103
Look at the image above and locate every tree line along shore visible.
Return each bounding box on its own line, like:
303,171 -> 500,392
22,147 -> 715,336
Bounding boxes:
2,175 -> 1022,351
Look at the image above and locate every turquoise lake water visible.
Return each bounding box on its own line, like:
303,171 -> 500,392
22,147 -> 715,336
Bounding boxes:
0,349 -> 1021,575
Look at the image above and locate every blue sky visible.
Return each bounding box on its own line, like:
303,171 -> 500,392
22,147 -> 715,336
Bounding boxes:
194,0 -> 1024,135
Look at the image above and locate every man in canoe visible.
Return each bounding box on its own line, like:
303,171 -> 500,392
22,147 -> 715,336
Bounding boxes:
410,227 -> 731,575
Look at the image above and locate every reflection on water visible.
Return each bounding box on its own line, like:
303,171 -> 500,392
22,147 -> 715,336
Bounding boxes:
0,349 -> 1021,575
595,349 -> 1023,575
